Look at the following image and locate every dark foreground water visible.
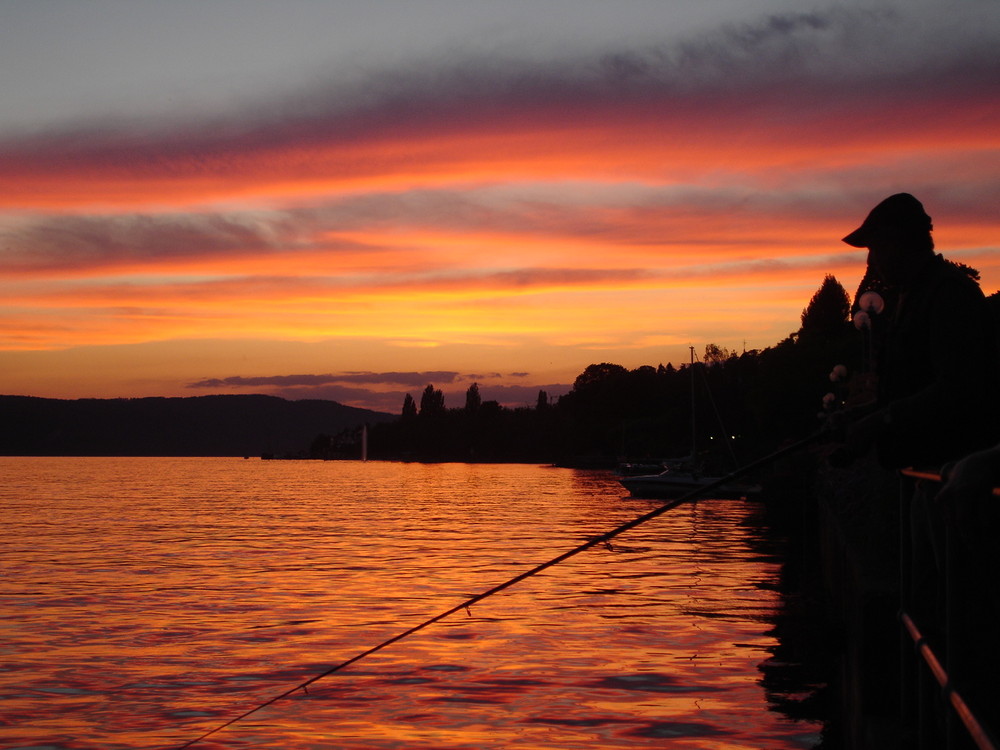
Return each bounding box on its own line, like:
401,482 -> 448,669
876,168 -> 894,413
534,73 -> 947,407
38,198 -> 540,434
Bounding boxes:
1,457 -> 822,749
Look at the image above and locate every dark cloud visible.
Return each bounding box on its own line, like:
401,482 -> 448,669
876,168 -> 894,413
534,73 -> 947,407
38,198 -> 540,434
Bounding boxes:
2,5 -> 996,186
187,371 -> 461,389
0,213 -> 302,272
0,196 -> 455,272
462,373 -> 503,381
189,374 -> 337,388
0,182 -> 905,275
335,371 -> 461,386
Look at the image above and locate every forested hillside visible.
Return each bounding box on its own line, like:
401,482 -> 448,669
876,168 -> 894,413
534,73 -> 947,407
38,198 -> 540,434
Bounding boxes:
0,394 -> 393,457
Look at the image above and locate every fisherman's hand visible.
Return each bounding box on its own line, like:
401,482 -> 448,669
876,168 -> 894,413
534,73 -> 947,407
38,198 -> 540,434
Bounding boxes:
823,406 -> 886,468
845,409 -> 886,453
826,443 -> 858,468
821,409 -> 850,440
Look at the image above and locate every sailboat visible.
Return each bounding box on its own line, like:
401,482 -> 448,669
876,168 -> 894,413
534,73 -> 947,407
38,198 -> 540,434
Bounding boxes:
619,347 -> 761,500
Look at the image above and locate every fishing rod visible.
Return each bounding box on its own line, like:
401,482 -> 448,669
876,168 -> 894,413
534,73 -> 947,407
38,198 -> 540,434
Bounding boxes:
174,429 -> 826,749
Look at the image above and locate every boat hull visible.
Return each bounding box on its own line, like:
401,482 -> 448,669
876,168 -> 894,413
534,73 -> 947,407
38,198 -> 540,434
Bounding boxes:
620,472 -> 761,500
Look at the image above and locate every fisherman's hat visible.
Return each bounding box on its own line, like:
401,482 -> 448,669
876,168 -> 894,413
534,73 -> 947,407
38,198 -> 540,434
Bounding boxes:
842,193 -> 933,247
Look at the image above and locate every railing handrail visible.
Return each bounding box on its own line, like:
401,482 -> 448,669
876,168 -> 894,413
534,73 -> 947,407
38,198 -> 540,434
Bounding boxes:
900,467 -> 1000,496
900,612 -> 997,750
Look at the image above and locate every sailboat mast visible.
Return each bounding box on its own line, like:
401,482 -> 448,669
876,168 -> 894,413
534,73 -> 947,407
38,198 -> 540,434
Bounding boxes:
689,345 -> 696,459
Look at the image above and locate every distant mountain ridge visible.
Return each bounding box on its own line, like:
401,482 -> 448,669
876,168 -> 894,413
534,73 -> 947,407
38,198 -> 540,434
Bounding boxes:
0,394 -> 394,457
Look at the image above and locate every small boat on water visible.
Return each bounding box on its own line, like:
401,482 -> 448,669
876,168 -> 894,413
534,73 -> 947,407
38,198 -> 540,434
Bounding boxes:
619,465 -> 761,499
620,346 -> 761,500
617,459 -> 670,476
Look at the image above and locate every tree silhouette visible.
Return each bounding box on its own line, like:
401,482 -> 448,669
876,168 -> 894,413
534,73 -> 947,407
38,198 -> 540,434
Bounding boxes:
401,393 -> 417,419
573,362 -> 629,390
703,343 -> 734,365
419,385 -> 445,415
949,260 -> 981,282
800,274 -> 851,340
465,382 -> 482,413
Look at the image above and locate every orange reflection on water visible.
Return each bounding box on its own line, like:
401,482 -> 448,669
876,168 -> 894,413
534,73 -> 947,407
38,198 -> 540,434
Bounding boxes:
1,458 -> 821,749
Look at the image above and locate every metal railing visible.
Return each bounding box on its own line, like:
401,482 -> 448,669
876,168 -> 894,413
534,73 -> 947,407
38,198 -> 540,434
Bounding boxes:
898,467 -> 999,750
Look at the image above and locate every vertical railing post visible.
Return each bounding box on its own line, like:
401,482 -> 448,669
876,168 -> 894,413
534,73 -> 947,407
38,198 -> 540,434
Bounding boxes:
899,472 -> 916,744
946,513 -> 958,749
946,493 -> 979,750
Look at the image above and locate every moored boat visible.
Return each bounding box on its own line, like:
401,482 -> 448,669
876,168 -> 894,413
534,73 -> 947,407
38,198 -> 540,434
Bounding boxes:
619,466 -> 761,499
619,346 -> 759,499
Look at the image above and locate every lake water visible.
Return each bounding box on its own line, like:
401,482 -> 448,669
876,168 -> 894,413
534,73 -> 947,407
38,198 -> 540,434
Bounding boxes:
1,457 -> 822,749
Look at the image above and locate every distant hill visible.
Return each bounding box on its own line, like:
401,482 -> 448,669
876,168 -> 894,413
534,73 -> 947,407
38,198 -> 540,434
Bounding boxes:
0,394 -> 395,457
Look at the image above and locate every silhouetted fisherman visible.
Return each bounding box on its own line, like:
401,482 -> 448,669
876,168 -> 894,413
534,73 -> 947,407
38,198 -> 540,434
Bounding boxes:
831,193 -> 1000,741
833,192 -> 999,469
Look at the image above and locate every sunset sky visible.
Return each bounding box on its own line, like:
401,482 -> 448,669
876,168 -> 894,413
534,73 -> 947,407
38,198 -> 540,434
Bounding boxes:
2,0 -> 998,413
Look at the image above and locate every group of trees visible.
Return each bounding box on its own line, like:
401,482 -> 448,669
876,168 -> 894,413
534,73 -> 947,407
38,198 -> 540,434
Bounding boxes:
335,274 -> 863,465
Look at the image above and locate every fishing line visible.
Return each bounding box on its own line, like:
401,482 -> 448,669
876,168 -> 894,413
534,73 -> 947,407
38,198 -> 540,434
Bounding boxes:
175,431 -> 823,749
